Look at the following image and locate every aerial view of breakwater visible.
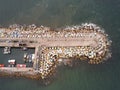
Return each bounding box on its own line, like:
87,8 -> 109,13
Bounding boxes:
0,23 -> 112,84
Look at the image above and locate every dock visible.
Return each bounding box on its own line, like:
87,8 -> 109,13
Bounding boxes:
0,23 -> 112,79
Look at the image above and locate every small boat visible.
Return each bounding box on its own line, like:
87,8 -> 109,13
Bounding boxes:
16,64 -> 26,68
8,59 -> 16,67
3,47 -> 11,54
22,47 -> 27,50
23,53 -> 35,63
24,53 -> 27,58
23,53 -> 28,62
0,64 -> 4,67
8,59 -> 16,65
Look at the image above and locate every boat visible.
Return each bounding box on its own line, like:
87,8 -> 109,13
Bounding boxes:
32,54 -> 35,61
3,47 -> 11,54
22,47 -> 27,50
24,53 -> 27,58
16,64 -> 26,68
8,59 -> 16,67
29,54 -> 35,63
23,53 -> 28,62
0,64 -> 4,67
23,53 -> 35,63
8,59 -> 16,64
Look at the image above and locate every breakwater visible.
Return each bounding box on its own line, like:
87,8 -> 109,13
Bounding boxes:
0,23 -> 112,81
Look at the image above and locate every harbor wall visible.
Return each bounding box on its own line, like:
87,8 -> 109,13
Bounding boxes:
0,67 -> 41,79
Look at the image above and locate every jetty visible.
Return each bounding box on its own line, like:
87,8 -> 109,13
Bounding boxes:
0,23 -> 112,80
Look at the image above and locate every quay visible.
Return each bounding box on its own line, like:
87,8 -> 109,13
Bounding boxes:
0,23 -> 112,80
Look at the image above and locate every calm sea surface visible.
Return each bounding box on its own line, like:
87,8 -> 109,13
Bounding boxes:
0,0 -> 120,90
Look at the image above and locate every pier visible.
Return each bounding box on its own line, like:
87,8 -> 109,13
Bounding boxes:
0,23 -> 112,79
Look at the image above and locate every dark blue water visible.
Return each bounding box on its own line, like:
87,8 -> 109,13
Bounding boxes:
0,0 -> 120,90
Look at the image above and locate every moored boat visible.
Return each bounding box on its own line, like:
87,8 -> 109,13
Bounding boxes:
3,47 -> 11,54
16,64 -> 26,68
0,64 -> 4,67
